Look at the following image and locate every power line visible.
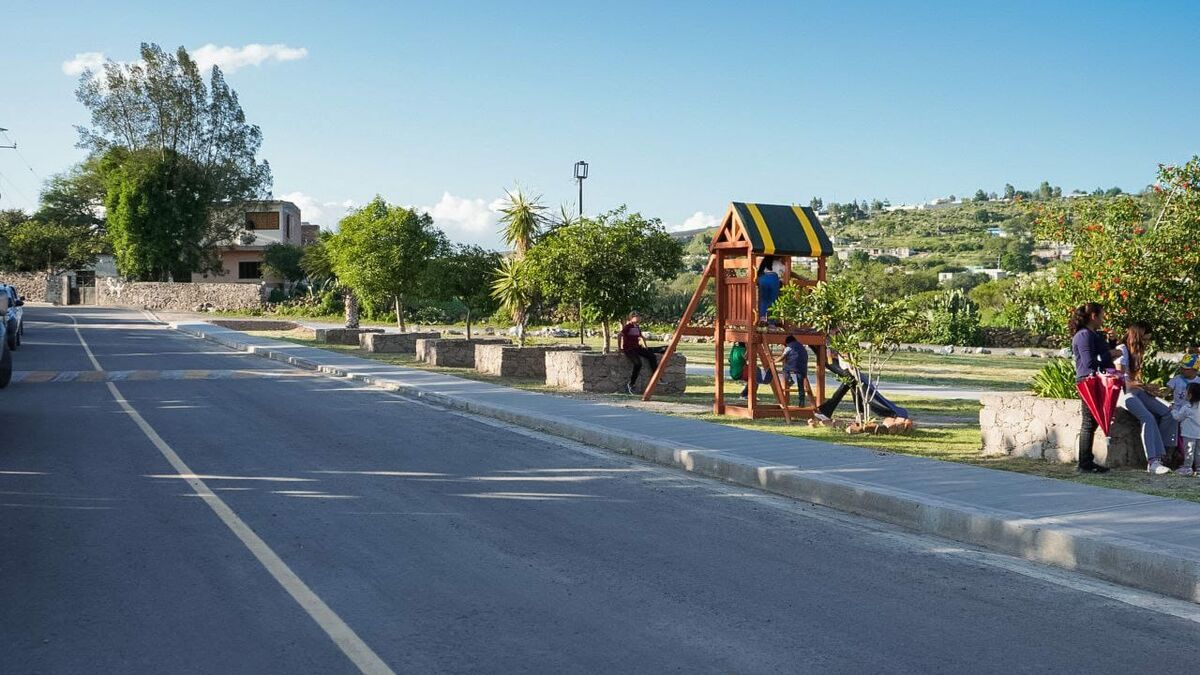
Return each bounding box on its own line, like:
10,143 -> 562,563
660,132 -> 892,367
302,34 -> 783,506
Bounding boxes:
0,128 -> 42,182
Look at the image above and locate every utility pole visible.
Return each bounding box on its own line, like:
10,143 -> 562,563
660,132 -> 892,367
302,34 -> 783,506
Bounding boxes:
0,128 -> 16,150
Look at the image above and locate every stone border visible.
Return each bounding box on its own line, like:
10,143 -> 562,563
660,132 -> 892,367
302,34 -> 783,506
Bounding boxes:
360,331 -> 441,354
980,392 -> 1146,467
474,343 -> 589,379
545,351 -> 687,393
416,337 -> 511,368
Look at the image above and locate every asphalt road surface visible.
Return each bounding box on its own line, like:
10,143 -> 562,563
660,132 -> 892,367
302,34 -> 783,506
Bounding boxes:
3,306 -> 1199,674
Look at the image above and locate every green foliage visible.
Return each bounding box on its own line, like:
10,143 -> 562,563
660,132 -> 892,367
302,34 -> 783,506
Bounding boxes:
0,209 -> 103,274
497,188 -> 546,255
1141,357 -> 1176,389
327,196 -> 448,330
1030,157 -> 1200,348
74,42 -> 272,279
526,206 -> 684,351
1030,359 -> 1078,399
426,244 -> 503,338
262,243 -> 305,283
926,289 -> 982,346
491,257 -> 535,344
103,149 -> 212,280
775,276 -> 922,422
300,232 -> 336,287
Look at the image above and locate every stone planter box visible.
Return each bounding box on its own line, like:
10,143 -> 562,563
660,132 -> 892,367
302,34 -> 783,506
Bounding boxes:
980,392 -> 1146,468
474,343 -> 590,379
416,337 -> 511,368
315,327 -> 384,345
359,331 -> 441,354
545,351 -> 687,394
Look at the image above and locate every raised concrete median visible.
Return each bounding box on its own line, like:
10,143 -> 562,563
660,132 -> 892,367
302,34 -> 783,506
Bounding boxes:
171,320 -> 1200,605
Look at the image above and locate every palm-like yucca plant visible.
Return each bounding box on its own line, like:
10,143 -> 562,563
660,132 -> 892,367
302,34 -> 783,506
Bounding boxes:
498,188 -> 547,255
491,257 -> 534,346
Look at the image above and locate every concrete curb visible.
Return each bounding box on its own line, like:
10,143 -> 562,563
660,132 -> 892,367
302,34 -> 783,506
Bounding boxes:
173,322 -> 1200,605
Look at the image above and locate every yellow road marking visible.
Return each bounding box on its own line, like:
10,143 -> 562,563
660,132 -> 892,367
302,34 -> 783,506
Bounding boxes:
67,315 -> 393,675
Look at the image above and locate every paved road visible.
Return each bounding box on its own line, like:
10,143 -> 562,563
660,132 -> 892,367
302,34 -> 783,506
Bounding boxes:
3,306 -> 1198,674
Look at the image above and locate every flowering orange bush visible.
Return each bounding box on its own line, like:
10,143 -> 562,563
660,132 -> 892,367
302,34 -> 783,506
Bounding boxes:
1030,157 -> 1200,348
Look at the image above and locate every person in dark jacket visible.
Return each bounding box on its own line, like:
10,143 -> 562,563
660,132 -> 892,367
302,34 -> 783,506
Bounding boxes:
1070,302 -> 1114,473
619,312 -> 657,395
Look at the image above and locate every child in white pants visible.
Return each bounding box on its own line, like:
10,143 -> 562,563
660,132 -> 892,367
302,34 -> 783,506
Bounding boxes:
1170,382 -> 1200,476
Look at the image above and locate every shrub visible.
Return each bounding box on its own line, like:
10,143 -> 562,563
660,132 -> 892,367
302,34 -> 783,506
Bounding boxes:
926,289 -> 982,346
1031,358 -> 1078,398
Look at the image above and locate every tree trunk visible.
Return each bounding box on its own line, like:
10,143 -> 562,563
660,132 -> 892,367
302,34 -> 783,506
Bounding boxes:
344,290 -> 359,329
465,307 -> 472,340
394,295 -> 406,332
602,322 -> 612,354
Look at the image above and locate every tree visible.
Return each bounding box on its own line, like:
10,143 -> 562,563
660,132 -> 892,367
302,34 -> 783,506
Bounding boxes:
527,207 -> 684,352
327,196 -> 448,331
809,197 -> 823,211
0,217 -> 103,274
492,188 -> 547,343
36,157 -> 106,231
1029,156 -> 1200,347
103,149 -> 212,280
262,243 -> 305,286
775,276 -> 921,425
1004,184 -> 1016,200
427,245 -> 502,339
974,189 -> 989,202
74,43 -> 272,276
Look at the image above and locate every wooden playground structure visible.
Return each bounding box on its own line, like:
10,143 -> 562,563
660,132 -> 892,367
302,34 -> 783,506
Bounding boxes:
642,202 -> 834,422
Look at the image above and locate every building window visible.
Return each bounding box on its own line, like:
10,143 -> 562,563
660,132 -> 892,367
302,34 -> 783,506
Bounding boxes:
245,212 -> 279,230
286,214 -> 291,239
238,261 -> 262,279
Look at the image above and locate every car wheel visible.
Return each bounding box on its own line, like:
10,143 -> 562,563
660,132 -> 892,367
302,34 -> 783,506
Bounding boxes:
0,342 -> 11,389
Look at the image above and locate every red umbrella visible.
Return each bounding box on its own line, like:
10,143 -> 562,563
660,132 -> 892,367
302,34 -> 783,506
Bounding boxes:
1077,373 -> 1123,436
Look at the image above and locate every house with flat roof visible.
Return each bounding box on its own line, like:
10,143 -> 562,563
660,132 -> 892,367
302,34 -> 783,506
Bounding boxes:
193,200 -> 303,286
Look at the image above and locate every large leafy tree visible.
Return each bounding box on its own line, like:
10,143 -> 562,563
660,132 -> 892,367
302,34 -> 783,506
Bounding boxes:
73,42 -> 272,278
527,207 -> 684,352
1030,157 -> 1200,348
103,149 -> 211,280
327,196 -> 448,330
426,244 -> 502,339
0,214 -> 103,274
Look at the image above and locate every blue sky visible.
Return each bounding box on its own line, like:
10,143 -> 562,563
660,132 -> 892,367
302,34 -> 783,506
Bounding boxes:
1,0 -> 1197,248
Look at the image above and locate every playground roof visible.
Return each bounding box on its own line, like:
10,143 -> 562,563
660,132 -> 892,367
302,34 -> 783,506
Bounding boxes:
730,202 -> 834,257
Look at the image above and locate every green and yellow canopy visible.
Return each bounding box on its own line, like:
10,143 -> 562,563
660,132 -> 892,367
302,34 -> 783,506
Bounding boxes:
730,202 -> 833,257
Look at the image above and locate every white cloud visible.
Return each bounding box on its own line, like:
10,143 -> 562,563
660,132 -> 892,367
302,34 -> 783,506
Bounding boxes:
62,52 -> 106,76
417,192 -> 506,247
191,43 -> 308,73
62,43 -> 307,78
669,211 -> 719,232
278,191 -> 355,228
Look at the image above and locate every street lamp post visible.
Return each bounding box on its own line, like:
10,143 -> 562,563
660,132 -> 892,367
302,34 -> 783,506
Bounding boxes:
574,160 -> 588,217
573,160 -> 589,344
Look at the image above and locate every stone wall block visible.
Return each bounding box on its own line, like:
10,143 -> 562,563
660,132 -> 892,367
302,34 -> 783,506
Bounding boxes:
360,331 -> 441,353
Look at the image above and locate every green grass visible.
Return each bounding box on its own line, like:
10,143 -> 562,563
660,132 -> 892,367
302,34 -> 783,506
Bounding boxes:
243,330 -> 1200,504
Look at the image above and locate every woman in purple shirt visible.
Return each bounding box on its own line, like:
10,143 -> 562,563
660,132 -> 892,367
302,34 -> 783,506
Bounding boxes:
1070,302 -> 1114,473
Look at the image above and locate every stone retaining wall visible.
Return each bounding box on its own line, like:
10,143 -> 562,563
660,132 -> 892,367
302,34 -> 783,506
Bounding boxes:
360,331 -> 441,354
416,337 -> 511,368
97,280 -> 264,311
210,319 -> 300,332
0,271 -> 62,304
980,392 -> 1146,468
545,351 -> 687,394
316,327 -> 384,345
474,344 -> 590,379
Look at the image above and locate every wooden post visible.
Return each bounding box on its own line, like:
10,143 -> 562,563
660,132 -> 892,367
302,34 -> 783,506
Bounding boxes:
642,257 -> 714,401
816,255 -> 827,408
757,342 -> 791,423
714,249 -> 726,414
746,251 -> 758,415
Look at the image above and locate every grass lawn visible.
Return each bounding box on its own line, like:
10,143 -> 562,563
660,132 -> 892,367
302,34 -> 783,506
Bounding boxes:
243,329 -> 1200,505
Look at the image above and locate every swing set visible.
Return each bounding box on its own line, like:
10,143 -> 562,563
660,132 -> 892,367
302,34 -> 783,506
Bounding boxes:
642,202 -> 834,422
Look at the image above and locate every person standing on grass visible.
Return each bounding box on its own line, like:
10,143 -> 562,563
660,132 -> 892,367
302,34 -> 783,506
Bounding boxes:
1070,302 -> 1113,474
1170,382 -> 1200,477
620,312 -> 657,395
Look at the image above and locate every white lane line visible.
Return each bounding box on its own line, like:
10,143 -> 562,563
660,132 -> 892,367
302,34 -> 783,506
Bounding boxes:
68,313 -> 393,675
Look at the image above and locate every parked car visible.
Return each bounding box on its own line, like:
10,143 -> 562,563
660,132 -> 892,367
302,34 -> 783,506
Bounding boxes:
0,284 -> 24,350
0,295 -> 10,388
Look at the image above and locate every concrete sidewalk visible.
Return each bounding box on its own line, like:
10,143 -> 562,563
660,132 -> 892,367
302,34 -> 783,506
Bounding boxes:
172,320 -> 1200,604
